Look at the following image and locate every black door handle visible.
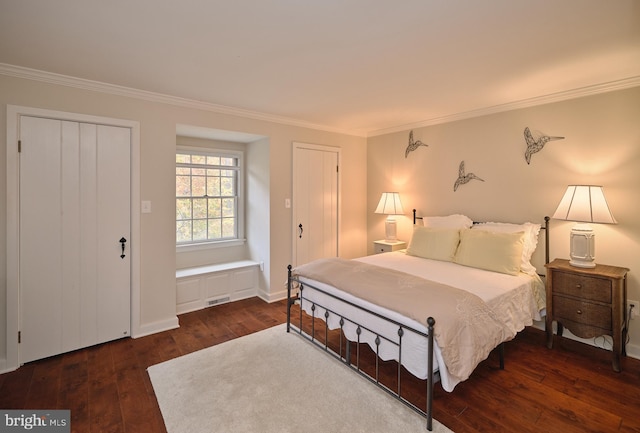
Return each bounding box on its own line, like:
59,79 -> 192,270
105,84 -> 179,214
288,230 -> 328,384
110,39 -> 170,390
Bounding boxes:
298,224 -> 303,239
120,237 -> 127,259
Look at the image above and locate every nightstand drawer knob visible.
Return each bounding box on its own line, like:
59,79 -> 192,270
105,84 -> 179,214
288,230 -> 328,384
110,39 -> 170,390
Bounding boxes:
576,309 -> 583,315
575,284 -> 582,289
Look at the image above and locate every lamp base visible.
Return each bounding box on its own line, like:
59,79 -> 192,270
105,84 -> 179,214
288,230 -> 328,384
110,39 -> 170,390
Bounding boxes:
569,258 -> 596,269
569,224 -> 596,268
384,218 -> 397,242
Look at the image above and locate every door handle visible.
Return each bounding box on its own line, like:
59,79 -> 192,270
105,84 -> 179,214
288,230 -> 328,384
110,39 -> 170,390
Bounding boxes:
298,224 -> 303,239
120,237 -> 127,259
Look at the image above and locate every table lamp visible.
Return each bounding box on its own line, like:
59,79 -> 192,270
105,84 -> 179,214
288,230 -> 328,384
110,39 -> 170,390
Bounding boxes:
552,185 -> 616,268
375,192 -> 404,242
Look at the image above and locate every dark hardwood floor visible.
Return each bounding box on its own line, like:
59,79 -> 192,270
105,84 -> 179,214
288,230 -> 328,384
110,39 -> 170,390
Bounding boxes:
1,296 -> 639,432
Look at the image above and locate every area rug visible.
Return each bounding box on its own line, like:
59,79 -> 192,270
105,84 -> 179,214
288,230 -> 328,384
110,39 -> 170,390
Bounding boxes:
148,324 -> 453,433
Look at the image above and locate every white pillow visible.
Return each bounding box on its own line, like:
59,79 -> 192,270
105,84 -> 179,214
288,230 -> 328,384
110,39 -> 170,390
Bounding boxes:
454,229 -> 525,276
422,214 -> 473,229
471,222 -> 541,275
407,227 -> 461,262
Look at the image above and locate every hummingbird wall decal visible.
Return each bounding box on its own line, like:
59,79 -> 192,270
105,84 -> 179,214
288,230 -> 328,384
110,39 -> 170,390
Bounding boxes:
524,127 -> 564,164
453,161 -> 484,192
405,130 -> 428,158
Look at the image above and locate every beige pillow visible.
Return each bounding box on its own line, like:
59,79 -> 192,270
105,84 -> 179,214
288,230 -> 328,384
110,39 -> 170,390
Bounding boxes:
472,222 -> 541,275
407,227 -> 460,262
454,229 -> 525,275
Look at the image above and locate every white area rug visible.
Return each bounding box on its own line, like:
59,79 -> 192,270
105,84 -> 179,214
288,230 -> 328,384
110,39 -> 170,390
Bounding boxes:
148,324 -> 453,433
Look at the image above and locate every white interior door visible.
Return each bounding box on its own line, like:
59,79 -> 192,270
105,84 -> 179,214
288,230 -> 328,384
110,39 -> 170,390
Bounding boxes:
19,116 -> 131,364
293,143 -> 339,266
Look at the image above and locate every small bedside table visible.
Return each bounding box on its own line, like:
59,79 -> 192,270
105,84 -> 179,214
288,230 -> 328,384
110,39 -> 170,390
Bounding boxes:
545,258 -> 629,372
373,240 -> 406,254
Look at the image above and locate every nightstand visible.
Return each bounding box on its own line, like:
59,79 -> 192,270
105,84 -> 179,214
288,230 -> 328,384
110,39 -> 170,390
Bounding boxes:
545,258 -> 629,372
373,240 -> 406,254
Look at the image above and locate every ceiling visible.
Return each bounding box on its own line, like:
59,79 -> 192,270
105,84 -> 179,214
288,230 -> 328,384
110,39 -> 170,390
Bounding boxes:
1,0 -> 639,137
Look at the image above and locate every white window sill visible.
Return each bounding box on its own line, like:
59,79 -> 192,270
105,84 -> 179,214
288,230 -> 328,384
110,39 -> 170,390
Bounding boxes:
177,238 -> 246,252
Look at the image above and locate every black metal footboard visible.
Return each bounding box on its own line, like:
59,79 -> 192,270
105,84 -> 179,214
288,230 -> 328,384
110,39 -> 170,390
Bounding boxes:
286,265 -> 436,431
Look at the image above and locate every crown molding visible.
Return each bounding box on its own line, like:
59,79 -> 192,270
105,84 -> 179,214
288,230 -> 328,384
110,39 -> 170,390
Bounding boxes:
0,63 -> 363,137
2,63 -> 638,139
366,76 -> 640,137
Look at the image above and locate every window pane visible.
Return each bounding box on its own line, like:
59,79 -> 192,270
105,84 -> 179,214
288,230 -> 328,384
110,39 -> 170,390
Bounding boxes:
176,198 -> 192,219
176,167 -> 190,175
192,155 -> 206,164
176,175 -> 191,196
192,176 -> 206,196
207,177 -> 220,197
221,157 -> 235,166
206,156 -> 220,166
221,177 -> 234,196
222,217 -> 235,237
176,220 -> 192,243
208,198 -> 221,218
193,198 -> 207,219
176,154 -> 190,164
193,219 -> 207,241
222,198 -> 235,217
208,218 -> 222,238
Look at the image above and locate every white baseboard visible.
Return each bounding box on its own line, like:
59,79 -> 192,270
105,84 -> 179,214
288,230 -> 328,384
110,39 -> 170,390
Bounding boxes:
531,320 -> 640,361
133,316 -> 180,339
258,287 -> 287,303
0,358 -> 17,375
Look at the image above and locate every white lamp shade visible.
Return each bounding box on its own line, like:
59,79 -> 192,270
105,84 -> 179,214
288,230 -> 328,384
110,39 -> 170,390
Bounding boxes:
552,185 -> 616,224
375,192 -> 404,215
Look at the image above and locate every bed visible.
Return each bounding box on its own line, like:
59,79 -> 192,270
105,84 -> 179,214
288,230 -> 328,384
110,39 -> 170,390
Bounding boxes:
286,211 -> 549,431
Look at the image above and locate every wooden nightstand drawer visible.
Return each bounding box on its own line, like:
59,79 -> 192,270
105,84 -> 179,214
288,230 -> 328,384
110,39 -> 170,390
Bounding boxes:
553,271 -> 611,303
552,295 -> 611,330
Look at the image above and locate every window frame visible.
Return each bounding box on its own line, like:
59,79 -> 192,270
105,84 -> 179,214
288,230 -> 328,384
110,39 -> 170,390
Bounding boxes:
175,145 -> 245,250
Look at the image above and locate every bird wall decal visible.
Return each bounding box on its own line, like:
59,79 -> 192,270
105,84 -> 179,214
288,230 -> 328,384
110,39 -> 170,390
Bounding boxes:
523,127 -> 564,164
453,160 -> 484,192
405,130 -> 428,158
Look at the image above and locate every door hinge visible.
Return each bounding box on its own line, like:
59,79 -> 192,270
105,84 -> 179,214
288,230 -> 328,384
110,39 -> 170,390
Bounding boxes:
18,140 -> 22,153
336,165 -> 339,173
18,331 -> 21,344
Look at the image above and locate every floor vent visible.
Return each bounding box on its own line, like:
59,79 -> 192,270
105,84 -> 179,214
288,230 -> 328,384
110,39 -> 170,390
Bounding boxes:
208,297 -> 230,306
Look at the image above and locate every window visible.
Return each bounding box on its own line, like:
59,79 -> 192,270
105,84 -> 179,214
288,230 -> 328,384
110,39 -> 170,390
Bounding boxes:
176,148 -> 243,246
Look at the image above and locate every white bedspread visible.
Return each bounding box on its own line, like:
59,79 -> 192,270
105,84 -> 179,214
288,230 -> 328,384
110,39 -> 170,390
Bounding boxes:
294,251 -> 545,392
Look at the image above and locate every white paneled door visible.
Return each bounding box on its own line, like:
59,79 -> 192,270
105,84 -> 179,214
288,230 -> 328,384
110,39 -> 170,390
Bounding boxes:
292,143 -> 339,266
19,116 -> 131,364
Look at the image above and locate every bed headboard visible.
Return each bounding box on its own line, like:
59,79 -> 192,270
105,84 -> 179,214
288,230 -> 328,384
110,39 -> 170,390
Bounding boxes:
412,209 -> 550,274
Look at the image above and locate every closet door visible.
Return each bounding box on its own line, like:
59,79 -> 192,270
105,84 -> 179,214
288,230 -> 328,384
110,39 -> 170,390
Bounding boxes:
292,143 -> 339,266
19,116 -> 131,363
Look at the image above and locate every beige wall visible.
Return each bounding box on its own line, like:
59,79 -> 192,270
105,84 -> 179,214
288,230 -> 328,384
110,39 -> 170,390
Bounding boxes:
0,74 -> 367,366
2,70 -> 638,367
367,86 -> 640,357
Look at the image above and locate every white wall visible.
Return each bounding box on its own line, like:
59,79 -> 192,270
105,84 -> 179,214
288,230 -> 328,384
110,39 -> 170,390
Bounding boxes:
367,86 -> 640,357
0,73 -> 368,367
247,137 -> 271,297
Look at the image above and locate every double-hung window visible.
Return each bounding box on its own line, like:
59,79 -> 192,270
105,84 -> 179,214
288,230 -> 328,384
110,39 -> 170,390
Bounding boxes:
176,147 -> 243,246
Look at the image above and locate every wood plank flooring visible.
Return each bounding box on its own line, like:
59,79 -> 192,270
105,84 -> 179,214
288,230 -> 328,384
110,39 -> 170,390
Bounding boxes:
1,296 -> 639,433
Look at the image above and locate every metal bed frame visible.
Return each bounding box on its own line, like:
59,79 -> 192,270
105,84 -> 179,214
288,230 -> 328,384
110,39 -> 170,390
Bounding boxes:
286,266 -> 437,430
286,212 -> 550,431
